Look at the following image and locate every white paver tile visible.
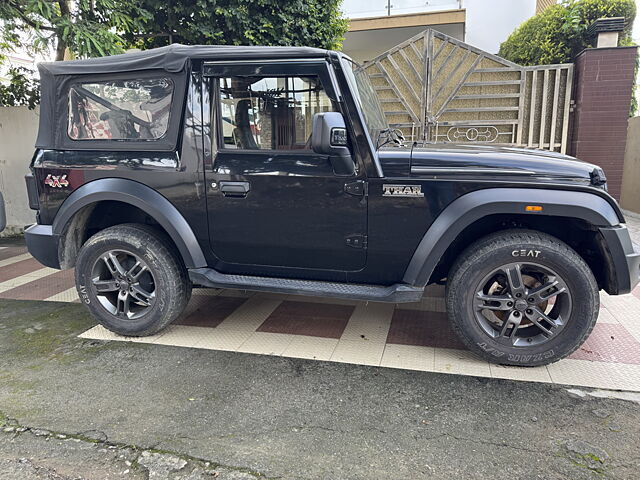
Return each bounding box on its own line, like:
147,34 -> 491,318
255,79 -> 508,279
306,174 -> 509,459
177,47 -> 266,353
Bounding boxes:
338,303 -> 395,343
0,268 -> 58,293
434,348 -> 492,378
45,286 -> 79,303
282,336 -> 339,361
330,303 -> 394,366
0,253 -> 32,268
596,305 -> 620,324
489,363 -> 553,383
237,331 -> 294,356
380,344 -> 435,371
547,359 -> 640,392
151,325 -> 241,350
600,293 -> 640,342
214,296 -> 281,333
330,339 -> 386,366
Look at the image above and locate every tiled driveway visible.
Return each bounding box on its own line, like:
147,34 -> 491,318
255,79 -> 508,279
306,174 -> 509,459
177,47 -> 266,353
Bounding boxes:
1,213 -> 640,391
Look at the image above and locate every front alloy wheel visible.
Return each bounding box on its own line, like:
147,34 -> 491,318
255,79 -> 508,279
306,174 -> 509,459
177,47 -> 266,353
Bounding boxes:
446,230 -> 599,366
474,262 -> 572,347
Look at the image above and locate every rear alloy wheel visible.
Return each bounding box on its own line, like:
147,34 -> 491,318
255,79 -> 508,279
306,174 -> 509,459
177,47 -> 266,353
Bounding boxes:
446,230 -> 599,366
76,223 -> 191,336
90,249 -> 157,320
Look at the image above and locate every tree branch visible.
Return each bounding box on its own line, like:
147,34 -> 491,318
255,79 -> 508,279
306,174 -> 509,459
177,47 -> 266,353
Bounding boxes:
54,0 -> 72,60
7,0 -> 56,32
57,0 -> 71,17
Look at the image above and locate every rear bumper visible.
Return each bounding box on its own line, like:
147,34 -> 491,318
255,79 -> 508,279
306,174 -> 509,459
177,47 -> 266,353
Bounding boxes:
599,225 -> 640,295
24,224 -> 60,269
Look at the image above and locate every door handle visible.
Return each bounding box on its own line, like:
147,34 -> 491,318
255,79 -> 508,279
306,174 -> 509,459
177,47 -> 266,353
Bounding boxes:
219,181 -> 250,198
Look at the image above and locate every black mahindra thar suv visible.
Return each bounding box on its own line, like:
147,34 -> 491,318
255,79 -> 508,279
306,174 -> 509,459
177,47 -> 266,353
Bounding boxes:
24,45 -> 640,366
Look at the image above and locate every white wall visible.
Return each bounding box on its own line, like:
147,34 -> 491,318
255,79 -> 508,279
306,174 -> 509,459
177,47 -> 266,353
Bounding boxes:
0,106 -> 38,236
621,117 -> 640,214
462,0 -> 536,54
343,0 -> 461,19
343,23 -> 465,63
342,0 -> 541,62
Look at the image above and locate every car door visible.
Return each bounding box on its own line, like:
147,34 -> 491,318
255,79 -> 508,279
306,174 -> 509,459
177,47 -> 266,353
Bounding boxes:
204,60 -> 368,274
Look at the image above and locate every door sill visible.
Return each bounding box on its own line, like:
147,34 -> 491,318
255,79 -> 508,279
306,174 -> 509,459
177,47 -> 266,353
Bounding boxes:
188,268 -> 424,303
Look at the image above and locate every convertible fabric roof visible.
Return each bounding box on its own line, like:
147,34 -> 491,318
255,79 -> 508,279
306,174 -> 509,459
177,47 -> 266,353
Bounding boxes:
36,44 -> 331,150
38,44 -> 330,76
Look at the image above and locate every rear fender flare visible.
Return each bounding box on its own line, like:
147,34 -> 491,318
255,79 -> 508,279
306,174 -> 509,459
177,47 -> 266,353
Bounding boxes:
52,178 -> 207,268
402,188 -> 620,287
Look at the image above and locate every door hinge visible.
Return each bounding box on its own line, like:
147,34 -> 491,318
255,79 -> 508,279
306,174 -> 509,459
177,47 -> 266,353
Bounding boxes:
344,180 -> 367,196
346,234 -> 368,249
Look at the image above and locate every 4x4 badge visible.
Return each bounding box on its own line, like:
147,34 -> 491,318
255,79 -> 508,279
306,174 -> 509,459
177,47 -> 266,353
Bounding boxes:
44,174 -> 69,188
382,184 -> 424,197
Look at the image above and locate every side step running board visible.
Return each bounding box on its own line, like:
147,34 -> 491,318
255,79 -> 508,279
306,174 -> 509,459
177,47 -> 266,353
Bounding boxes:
188,268 -> 424,303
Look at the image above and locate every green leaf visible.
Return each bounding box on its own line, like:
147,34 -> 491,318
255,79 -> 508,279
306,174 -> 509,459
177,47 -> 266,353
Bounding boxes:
500,0 -> 636,66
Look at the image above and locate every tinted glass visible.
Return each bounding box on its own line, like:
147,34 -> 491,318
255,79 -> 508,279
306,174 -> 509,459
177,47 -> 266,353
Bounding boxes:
218,76 -> 335,150
68,78 -> 174,141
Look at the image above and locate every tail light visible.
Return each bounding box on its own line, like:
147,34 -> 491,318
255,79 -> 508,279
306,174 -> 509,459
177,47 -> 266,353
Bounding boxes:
25,173 -> 39,210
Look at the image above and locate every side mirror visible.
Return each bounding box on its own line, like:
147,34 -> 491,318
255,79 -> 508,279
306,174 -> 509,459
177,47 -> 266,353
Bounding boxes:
312,112 -> 355,176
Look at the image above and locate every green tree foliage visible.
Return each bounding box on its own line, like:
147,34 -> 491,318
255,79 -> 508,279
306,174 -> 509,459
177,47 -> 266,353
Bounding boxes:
0,67 -> 40,109
124,0 -> 348,51
499,0 -> 636,66
0,1 -> 140,61
0,1 -> 347,107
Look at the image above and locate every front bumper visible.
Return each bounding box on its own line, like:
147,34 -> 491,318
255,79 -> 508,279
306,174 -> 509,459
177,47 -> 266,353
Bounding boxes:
599,225 -> 640,295
24,224 -> 61,269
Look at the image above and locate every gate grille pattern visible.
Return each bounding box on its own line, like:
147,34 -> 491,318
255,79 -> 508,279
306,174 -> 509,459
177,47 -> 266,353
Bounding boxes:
361,29 -> 573,153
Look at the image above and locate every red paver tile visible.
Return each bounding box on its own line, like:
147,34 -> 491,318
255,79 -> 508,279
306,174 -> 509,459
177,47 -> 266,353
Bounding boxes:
257,301 -> 354,339
0,258 -> 43,282
569,323 -> 640,364
424,284 -> 445,298
176,296 -> 247,328
0,246 -> 28,261
0,269 -> 75,300
386,309 -> 467,350
633,285 -> 640,300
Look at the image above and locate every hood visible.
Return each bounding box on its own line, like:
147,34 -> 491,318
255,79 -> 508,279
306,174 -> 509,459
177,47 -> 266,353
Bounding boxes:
403,144 -> 606,187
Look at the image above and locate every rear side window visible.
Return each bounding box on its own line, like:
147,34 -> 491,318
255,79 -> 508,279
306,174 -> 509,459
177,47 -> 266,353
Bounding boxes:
68,78 -> 174,141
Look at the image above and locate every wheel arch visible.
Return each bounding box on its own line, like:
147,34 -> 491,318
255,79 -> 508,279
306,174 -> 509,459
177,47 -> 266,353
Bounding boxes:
53,178 -> 207,270
402,188 -> 621,289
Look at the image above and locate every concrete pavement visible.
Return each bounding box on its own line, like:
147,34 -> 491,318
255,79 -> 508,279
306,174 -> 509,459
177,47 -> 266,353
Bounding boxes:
1,299 -> 640,479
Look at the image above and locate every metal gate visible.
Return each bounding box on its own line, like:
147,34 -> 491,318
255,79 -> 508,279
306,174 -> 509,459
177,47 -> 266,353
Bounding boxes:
361,29 -> 574,153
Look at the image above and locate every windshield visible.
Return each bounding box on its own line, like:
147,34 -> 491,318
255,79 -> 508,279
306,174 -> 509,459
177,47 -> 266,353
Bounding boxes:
341,58 -> 388,142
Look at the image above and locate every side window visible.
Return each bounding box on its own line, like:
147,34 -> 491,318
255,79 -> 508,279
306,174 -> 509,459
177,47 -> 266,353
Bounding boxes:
68,78 -> 174,141
218,76 -> 335,150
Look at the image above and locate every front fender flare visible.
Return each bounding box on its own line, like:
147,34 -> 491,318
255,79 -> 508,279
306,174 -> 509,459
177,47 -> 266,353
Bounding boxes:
52,178 -> 207,269
402,188 -> 620,287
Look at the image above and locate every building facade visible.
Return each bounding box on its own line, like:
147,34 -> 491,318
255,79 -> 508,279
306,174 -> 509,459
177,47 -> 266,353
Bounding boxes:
342,0 -> 558,63
0,52 -> 37,83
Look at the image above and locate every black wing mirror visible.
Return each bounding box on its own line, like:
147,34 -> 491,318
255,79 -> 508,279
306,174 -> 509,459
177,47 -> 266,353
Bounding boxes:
312,112 -> 355,176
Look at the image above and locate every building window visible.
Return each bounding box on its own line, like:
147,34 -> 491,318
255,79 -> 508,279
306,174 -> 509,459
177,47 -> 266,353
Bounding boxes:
218,76 -> 335,150
68,78 -> 174,141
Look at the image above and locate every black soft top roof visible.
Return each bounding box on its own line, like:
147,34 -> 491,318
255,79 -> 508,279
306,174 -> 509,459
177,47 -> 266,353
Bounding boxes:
38,43 -> 330,76
36,44 -> 332,150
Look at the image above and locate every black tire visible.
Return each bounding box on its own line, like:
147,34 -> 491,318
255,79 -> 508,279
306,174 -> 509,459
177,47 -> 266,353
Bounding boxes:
446,229 -> 599,367
75,223 -> 191,336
